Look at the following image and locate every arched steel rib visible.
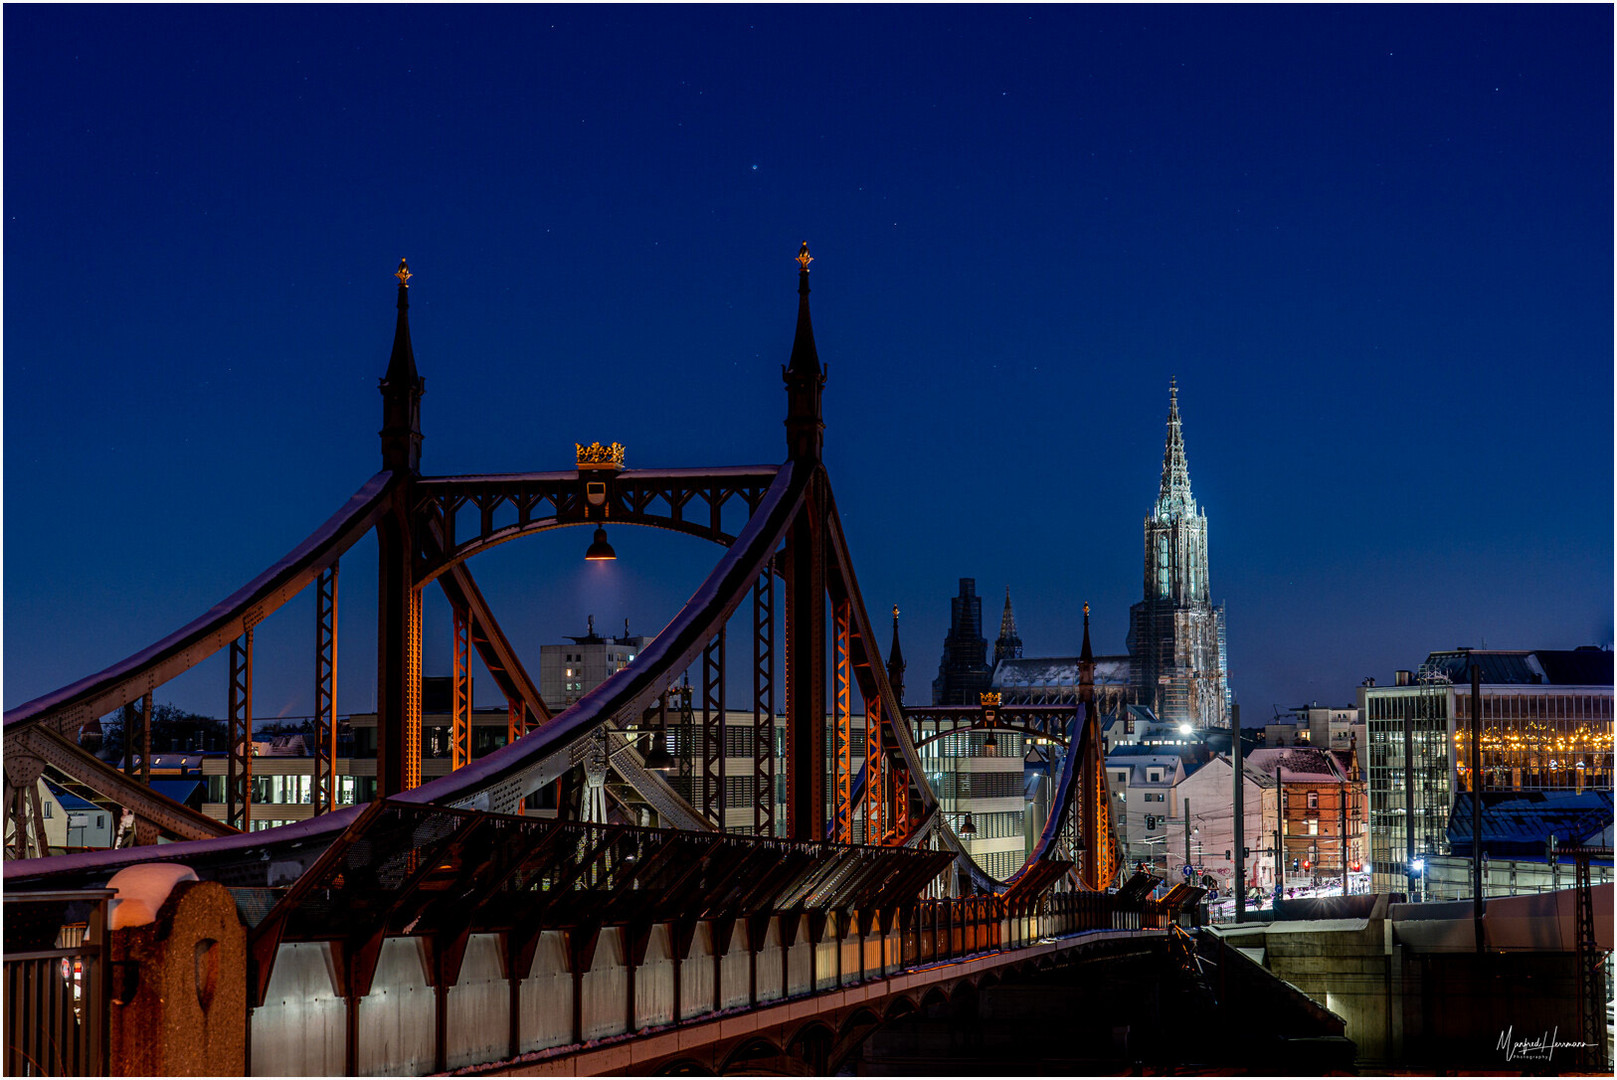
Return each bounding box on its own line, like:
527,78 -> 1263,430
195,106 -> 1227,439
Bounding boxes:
395,462 -> 809,816
413,466 -> 781,587
4,463 -> 808,889
4,472 -> 397,739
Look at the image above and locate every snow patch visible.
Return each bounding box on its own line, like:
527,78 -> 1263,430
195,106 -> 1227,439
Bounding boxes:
107,863 -> 198,929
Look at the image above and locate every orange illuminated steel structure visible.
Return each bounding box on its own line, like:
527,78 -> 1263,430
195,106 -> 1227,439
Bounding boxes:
4,246 -> 1123,931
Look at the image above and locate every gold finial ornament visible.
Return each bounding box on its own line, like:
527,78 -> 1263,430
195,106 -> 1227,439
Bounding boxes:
893,604 -> 900,619
576,441 -> 627,470
1084,602 -> 1090,618
395,258 -> 412,288
795,242 -> 813,273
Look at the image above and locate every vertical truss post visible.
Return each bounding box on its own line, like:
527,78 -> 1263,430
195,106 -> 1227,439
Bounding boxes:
782,486 -> 827,841
403,588 -> 423,791
376,475 -> 420,798
892,764 -> 910,844
121,703 -> 135,777
140,691 -> 153,785
701,632 -> 727,828
753,566 -> 776,837
1576,855 -> 1601,1067
451,604 -> 472,770
865,694 -> 883,844
507,697 -> 526,813
1087,743 -> 1115,888
312,563 -> 339,814
227,629 -> 254,831
832,598 -> 853,844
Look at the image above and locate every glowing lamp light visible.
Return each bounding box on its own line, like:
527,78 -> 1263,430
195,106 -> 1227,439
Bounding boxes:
584,526 -> 617,561
1178,723 -> 1193,736
1411,857 -> 1426,873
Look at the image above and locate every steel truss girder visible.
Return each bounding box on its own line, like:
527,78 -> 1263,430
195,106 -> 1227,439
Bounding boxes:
410,467 -> 780,587
904,705 -> 1076,749
700,631 -> 726,826
312,564 -> 339,814
226,629 -> 254,831
4,472 -> 394,746
752,567 -> 775,837
9,727 -> 231,846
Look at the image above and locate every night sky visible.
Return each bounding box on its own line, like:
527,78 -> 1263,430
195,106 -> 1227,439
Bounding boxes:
5,6 -> 1611,726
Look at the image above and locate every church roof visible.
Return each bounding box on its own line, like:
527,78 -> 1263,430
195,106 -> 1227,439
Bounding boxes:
992,655 -> 1130,688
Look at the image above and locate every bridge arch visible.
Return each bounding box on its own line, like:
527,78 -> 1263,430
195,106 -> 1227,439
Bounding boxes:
411,468 -> 780,588
783,1020 -> 835,1075
718,1036 -> 784,1075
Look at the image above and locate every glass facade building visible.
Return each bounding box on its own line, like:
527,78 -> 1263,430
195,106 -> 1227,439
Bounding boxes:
1363,648 -> 1613,897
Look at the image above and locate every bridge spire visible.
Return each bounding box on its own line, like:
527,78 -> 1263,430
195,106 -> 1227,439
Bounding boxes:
380,257 -> 424,474
887,604 -> 906,705
783,242 -> 826,461
1079,602 -> 1095,707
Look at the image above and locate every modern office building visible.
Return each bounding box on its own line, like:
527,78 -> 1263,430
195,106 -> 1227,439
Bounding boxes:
539,616 -> 652,708
932,578 -> 995,705
1362,647 -> 1614,896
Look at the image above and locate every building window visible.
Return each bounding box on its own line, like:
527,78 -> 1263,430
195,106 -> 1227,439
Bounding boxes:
1307,792 -> 1319,810
1308,820 -> 1318,836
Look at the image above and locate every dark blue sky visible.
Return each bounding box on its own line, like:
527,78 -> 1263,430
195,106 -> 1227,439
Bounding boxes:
6,6 -> 1611,725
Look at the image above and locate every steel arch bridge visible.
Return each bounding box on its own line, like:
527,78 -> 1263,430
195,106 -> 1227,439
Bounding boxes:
3,251 -> 1125,1028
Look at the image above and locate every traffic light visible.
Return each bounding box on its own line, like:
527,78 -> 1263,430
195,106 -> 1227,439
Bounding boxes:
1243,847 -> 1252,860
1292,858 -> 1300,872
1144,814 -> 1156,830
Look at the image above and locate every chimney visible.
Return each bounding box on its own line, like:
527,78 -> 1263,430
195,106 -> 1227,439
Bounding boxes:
1395,669 -> 1413,687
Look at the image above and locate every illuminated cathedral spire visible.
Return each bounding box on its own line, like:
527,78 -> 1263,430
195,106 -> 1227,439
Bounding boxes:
1128,380 -> 1230,729
1156,377 -> 1196,520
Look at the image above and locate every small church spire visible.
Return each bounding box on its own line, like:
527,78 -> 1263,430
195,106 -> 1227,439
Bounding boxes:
380,258 -> 424,473
783,242 -> 826,461
993,587 -> 1022,665
887,603 -> 907,705
1156,377 -> 1194,520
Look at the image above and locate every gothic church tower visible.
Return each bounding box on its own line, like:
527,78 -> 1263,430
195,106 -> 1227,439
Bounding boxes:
1126,381 -> 1230,728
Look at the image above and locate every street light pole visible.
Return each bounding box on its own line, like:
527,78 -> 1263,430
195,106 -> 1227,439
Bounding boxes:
1184,797 -> 1192,884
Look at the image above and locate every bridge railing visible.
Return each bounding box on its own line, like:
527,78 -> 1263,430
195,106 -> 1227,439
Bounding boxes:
3,889 -> 114,1077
